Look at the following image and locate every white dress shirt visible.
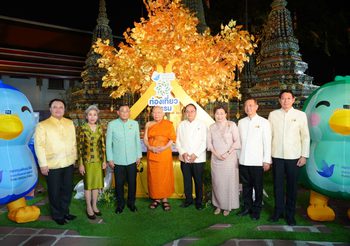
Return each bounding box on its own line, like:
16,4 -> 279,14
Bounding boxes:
268,107 -> 310,159
238,114 -> 272,166
176,118 -> 207,163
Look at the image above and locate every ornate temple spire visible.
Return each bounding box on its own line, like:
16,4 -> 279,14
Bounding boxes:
69,0 -> 133,126
72,0 -> 115,111
91,0 -> 114,46
82,0 -> 114,88
255,0 -> 313,86
247,0 -> 317,117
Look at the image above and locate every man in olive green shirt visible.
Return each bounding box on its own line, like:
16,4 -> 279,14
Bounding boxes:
34,99 -> 77,225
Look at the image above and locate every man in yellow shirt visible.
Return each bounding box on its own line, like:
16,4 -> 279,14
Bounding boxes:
34,99 -> 77,225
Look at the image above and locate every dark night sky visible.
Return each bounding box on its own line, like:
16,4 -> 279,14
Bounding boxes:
0,0 -> 146,37
1,0 -> 349,85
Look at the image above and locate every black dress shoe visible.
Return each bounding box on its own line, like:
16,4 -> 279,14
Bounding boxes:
54,218 -> 67,225
268,213 -> 284,222
93,210 -> 102,216
180,201 -> 193,208
86,211 -> 96,220
236,209 -> 250,217
195,204 -> 204,210
115,207 -> 124,214
286,217 -> 296,226
64,214 -> 77,220
250,213 -> 260,221
128,205 -> 137,212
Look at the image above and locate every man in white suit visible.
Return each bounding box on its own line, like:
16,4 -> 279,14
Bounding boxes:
268,90 -> 310,226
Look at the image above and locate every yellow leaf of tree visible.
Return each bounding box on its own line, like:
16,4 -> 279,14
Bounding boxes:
93,0 -> 256,105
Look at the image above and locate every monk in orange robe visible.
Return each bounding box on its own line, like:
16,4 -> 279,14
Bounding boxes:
144,106 -> 176,211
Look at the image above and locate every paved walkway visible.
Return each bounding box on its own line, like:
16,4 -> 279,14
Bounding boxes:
164,223 -> 350,246
1,222 -> 349,246
1,190 -> 349,246
0,226 -> 109,245
0,197 -> 110,245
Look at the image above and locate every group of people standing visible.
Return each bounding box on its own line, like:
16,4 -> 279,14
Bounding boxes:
33,89 -> 309,227
236,90 -> 309,226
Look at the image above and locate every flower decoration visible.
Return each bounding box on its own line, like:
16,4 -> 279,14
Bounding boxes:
94,0 -> 256,105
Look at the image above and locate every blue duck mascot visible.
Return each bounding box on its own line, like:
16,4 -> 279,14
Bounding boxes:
301,76 -> 350,221
0,80 -> 40,223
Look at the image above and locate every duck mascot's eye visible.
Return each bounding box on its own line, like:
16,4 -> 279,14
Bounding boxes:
21,106 -> 32,113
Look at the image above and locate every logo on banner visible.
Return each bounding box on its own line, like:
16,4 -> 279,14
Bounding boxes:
148,71 -> 179,112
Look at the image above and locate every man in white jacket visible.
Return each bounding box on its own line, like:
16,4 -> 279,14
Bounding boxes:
268,90 -> 310,226
176,104 -> 207,210
237,98 -> 271,221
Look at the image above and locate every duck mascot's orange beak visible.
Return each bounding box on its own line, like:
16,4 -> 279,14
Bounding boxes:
0,115 -> 23,140
329,109 -> 350,135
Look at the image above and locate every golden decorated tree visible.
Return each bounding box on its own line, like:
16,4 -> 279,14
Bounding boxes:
94,0 -> 256,106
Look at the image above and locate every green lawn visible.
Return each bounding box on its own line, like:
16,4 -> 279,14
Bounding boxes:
0,171 -> 349,246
